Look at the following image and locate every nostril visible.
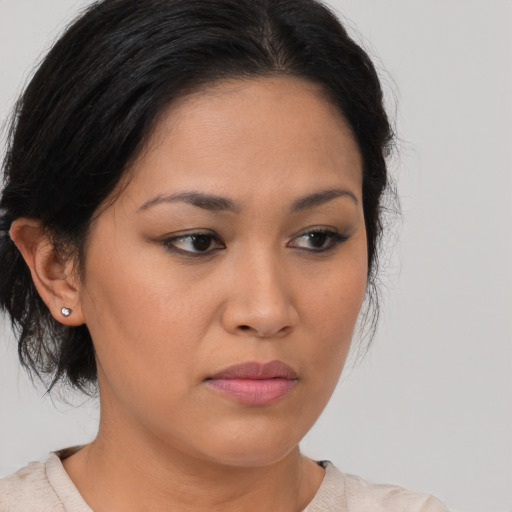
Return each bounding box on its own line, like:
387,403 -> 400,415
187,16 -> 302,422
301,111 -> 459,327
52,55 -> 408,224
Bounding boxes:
238,325 -> 251,331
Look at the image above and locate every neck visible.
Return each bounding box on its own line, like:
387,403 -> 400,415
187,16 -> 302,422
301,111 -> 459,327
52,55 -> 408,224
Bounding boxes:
62,410 -> 324,512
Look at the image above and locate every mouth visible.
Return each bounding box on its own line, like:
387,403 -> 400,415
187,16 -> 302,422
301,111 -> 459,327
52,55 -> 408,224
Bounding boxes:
205,360 -> 298,406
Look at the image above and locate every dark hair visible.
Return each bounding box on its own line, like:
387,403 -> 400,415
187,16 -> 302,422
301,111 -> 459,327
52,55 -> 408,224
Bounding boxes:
0,0 -> 393,393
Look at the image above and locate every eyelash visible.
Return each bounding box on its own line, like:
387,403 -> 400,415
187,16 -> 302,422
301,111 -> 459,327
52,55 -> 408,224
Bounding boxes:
161,227 -> 348,257
287,228 -> 348,253
162,231 -> 225,257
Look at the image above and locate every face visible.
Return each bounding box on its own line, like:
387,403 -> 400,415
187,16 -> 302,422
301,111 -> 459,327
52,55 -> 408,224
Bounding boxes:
78,77 -> 367,467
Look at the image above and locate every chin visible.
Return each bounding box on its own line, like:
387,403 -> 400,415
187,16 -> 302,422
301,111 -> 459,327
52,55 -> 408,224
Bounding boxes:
208,444 -> 298,469
194,422 -> 303,469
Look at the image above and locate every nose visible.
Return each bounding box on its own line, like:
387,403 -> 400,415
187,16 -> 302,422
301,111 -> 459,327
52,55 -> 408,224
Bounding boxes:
220,251 -> 299,339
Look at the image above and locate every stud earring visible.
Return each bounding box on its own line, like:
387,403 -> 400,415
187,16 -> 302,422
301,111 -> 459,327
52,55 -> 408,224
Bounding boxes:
61,307 -> 72,317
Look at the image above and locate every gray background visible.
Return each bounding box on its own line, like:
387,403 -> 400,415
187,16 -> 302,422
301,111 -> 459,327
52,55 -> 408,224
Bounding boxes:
0,1 -> 511,511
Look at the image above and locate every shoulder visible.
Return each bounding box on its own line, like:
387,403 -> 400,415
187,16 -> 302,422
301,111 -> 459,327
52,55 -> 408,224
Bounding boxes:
342,469 -> 450,512
0,457 -> 64,512
312,462 -> 450,512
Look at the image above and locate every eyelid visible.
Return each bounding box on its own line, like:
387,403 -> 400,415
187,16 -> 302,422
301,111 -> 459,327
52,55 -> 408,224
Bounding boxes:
287,226 -> 348,252
161,229 -> 225,256
159,225 -> 348,257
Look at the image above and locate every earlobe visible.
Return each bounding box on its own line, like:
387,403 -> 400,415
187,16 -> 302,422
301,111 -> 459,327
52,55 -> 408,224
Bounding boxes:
9,218 -> 85,326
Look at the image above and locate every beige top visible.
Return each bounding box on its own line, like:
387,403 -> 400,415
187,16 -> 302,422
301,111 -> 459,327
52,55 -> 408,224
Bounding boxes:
0,454 -> 449,511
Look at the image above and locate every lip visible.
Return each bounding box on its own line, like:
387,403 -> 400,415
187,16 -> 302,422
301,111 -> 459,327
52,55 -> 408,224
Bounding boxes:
205,360 -> 298,406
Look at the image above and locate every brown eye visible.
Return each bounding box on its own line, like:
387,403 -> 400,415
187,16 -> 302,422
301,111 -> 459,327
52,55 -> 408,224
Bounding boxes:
288,228 -> 347,252
163,232 -> 225,255
306,231 -> 330,248
189,234 -> 213,251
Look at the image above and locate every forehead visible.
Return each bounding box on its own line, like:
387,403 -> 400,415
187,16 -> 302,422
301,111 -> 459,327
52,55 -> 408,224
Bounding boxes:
124,76 -> 362,202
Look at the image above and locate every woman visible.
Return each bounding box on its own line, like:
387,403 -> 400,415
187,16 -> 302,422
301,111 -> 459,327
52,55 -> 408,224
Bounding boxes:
0,0 -> 449,510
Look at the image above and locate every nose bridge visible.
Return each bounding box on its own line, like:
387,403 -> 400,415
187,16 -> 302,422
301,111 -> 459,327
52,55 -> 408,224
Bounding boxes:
246,248 -> 287,308
222,244 -> 298,337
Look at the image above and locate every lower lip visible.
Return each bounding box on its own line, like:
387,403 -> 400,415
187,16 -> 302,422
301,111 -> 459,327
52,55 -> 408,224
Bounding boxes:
206,378 -> 296,406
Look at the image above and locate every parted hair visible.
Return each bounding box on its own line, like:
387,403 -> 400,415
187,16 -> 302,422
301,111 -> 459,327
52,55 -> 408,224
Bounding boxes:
0,0 -> 393,393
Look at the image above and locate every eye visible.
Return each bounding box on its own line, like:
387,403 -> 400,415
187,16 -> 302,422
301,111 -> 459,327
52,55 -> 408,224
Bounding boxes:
287,228 -> 347,252
162,231 -> 225,255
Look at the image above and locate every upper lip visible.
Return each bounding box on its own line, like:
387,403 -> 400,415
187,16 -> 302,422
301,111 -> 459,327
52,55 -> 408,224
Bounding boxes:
208,360 -> 297,380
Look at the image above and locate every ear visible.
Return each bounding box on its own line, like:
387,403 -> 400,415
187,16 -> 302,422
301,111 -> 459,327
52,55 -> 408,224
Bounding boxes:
9,218 -> 85,326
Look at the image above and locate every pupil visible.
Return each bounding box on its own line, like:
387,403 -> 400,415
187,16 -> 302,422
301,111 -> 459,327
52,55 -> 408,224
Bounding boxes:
192,235 -> 212,251
309,232 -> 328,247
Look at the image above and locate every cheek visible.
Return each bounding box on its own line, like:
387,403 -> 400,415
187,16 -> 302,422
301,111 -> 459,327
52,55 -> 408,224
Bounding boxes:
306,243 -> 367,328
78,224 -> 230,416
300,251 -> 368,384
79,231 -> 184,386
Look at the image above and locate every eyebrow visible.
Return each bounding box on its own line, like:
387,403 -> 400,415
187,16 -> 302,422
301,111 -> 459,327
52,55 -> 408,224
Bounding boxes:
138,187 -> 358,213
138,192 -> 239,213
291,188 -> 358,211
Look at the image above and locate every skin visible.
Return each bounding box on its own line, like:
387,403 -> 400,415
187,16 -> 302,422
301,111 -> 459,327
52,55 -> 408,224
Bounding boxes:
11,76 -> 367,511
